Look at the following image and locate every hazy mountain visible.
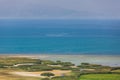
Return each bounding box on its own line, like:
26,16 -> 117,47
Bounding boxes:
0,3 -> 80,18
0,0 -> 120,19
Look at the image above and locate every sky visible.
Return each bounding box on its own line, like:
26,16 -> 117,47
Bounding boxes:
0,0 -> 120,19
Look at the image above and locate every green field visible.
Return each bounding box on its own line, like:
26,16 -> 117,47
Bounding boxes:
79,74 -> 120,80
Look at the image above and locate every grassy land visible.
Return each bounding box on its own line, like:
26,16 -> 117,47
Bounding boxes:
0,57 -> 120,80
112,69 -> 120,73
79,74 -> 120,80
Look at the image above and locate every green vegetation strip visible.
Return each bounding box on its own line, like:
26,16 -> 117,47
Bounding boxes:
79,74 -> 120,80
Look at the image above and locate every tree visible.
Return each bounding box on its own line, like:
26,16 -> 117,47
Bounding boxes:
41,72 -> 55,78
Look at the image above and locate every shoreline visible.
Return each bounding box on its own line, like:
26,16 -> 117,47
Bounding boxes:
0,54 -> 120,67
0,53 -> 120,56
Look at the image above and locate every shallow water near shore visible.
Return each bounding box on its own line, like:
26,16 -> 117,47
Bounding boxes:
37,55 -> 120,67
1,54 -> 120,67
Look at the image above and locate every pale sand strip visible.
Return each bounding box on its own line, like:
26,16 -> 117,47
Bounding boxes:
10,70 -> 71,78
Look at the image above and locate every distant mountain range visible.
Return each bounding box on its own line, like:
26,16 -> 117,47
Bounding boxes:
0,4 -> 82,18
0,0 -> 120,19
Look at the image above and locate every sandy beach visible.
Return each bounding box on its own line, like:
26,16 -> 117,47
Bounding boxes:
0,54 -> 120,67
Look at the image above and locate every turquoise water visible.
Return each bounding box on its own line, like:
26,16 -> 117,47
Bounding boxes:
0,19 -> 120,55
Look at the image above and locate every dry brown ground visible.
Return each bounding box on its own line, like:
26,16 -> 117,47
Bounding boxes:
10,70 -> 72,78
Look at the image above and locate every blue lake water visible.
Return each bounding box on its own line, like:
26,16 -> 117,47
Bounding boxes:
0,19 -> 120,55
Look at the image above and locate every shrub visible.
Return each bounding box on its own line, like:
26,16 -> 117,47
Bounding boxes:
0,64 -> 4,68
58,62 -> 74,67
81,63 -> 90,65
41,72 -> 55,77
18,65 -> 53,71
42,60 -> 56,65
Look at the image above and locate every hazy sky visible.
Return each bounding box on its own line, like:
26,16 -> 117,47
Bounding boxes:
0,0 -> 120,19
